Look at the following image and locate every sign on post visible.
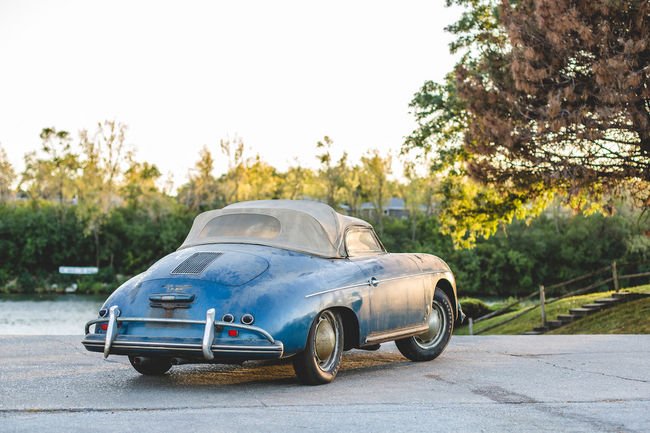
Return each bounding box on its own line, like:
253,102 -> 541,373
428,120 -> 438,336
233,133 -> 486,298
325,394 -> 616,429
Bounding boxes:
59,266 -> 99,275
539,285 -> 546,327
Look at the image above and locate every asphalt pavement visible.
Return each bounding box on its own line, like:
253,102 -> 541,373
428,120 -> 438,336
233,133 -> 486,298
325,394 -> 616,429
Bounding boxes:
1,335 -> 649,432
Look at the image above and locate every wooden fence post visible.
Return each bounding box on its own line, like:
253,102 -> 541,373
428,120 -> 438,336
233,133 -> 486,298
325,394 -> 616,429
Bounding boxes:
612,261 -> 620,292
539,285 -> 546,328
468,318 -> 474,336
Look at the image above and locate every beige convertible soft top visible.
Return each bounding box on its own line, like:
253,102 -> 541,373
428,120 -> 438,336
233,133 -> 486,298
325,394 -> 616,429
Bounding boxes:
179,200 -> 373,258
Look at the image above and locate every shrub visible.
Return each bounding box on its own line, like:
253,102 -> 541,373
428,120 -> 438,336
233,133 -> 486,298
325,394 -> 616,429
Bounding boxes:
459,297 -> 493,319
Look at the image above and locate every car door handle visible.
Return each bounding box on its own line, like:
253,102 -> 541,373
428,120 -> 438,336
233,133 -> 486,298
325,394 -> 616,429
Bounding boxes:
368,277 -> 379,287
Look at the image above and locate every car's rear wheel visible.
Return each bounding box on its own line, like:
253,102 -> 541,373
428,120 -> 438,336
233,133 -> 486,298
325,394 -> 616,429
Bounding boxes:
128,355 -> 172,375
293,309 -> 344,385
396,289 -> 454,362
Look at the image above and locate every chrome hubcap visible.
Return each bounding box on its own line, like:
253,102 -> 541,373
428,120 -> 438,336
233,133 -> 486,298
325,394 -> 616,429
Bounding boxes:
313,311 -> 339,371
415,301 -> 446,349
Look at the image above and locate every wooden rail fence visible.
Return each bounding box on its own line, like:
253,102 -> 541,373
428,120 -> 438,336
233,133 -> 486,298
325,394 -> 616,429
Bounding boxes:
467,261 -> 650,335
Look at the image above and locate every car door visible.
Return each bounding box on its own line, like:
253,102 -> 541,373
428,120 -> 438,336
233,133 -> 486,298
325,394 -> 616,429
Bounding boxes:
345,227 -> 426,336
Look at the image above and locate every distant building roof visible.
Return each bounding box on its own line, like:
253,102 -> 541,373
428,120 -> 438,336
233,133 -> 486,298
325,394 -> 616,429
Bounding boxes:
360,197 -> 406,210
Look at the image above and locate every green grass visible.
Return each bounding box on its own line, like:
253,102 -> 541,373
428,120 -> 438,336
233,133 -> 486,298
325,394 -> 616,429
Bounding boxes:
455,284 -> 650,335
547,297 -> 650,334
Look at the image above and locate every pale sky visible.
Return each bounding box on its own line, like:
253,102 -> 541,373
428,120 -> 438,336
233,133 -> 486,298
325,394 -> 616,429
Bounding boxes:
0,0 -> 459,188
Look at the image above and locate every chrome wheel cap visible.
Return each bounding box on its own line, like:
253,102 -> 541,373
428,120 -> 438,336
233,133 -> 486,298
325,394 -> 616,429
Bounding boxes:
315,316 -> 336,363
415,301 -> 446,349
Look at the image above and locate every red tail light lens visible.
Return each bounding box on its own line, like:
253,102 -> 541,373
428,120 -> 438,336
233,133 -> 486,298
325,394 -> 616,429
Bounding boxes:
99,323 -> 121,331
228,329 -> 238,337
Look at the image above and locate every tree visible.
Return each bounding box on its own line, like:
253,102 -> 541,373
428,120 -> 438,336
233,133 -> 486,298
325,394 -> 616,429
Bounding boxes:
400,160 -> 440,242
121,160 -> 162,207
0,146 -> 14,201
93,120 -> 129,210
315,136 -> 348,209
406,0 -> 650,242
219,137 -> 246,203
177,146 -> 219,210
340,164 -> 365,217
360,150 -> 392,234
20,128 -> 79,203
243,155 -> 280,201
75,121 -> 132,267
280,164 -> 314,200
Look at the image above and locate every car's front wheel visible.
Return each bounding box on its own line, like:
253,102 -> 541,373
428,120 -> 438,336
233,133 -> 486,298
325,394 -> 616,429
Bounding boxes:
396,289 -> 454,362
128,356 -> 172,375
293,309 -> 344,385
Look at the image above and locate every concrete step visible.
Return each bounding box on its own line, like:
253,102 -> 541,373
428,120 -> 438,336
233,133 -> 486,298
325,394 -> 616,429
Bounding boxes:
533,326 -> 548,333
581,303 -> 606,310
569,308 -> 597,317
556,314 -> 576,324
612,292 -> 633,299
594,298 -> 622,305
547,320 -> 563,328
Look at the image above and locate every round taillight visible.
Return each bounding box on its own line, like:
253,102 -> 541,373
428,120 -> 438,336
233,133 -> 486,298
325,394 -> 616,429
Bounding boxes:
241,314 -> 254,325
222,313 -> 234,323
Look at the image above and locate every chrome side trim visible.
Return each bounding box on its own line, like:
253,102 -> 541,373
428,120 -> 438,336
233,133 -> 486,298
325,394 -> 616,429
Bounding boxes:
376,270 -> 447,284
305,270 -> 447,298
304,281 -> 370,298
364,323 -> 430,344
202,308 -> 216,360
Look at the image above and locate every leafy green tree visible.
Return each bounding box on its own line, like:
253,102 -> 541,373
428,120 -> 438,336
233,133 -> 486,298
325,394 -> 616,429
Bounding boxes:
177,146 -> 220,211
400,160 -> 438,242
76,121 -> 132,267
94,121 -> 129,208
315,136 -> 348,209
360,150 -> 392,234
0,146 -> 14,202
280,164 -> 314,200
340,164 -> 365,216
243,155 -> 280,200
219,137 -> 246,203
122,160 -> 162,207
20,128 -> 79,203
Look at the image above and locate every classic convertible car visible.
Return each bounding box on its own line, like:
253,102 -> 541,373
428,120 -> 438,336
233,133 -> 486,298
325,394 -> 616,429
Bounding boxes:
83,200 -> 463,384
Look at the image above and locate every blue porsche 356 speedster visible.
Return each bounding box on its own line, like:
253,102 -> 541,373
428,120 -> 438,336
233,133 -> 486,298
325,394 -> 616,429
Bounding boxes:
83,200 -> 463,384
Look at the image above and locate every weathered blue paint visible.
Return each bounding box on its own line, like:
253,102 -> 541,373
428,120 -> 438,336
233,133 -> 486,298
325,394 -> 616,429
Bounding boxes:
83,242 -> 458,362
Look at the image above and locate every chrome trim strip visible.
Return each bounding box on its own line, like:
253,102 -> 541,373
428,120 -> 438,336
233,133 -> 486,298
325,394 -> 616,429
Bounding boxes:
376,270 -> 447,284
365,323 -> 430,344
304,270 -> 448,298
202,308 -> 216,360
304,281 -> 370,298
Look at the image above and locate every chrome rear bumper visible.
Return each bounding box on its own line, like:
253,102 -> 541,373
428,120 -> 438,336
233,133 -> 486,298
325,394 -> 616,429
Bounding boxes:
82,307 -> 283,361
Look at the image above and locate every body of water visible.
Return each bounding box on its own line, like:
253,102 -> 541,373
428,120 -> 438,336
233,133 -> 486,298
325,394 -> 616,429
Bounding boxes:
0,294 -> 105,335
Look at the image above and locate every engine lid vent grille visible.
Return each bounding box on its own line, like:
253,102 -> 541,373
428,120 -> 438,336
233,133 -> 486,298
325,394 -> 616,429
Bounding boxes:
171,252 -> 222,275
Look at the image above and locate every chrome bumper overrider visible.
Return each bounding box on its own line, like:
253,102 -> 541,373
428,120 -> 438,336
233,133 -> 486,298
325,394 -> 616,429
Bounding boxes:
82,307 -> 283,360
